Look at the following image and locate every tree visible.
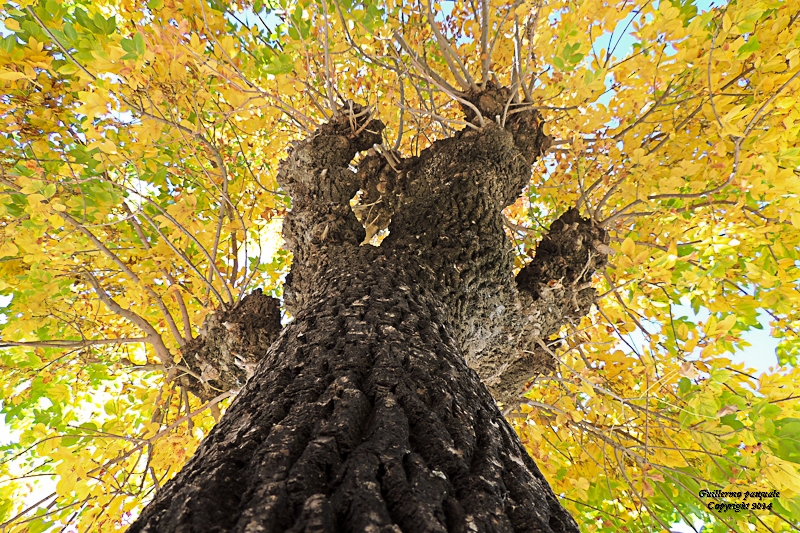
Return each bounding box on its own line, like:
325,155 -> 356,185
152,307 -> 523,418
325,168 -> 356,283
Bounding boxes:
129,98 -> 587,531
1,0 -> 799,531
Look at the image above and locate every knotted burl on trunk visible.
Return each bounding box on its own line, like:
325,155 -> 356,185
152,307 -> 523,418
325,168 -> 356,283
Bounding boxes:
177,289 -> 282,401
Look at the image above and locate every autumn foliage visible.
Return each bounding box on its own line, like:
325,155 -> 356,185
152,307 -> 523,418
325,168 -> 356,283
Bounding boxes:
0,0 -> 799,531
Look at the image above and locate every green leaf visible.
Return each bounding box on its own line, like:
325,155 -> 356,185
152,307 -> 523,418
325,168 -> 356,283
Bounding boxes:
759,417 -> 776,437
363,4 -> 384,31
265,53 -> 293,74
121,37 -> 136,53
78,421 -> 98,432
63,22 -> 78,43
73,9 -> 99,33
0,498 -> 13,523
670,0 -> 698,26
27,518 -> 52,533
104,15 -> 117,35
770,418 -> 800,462
151,167 -> 168,186
133,32 -> 145,55
94,13 -> 107,33
720,413 -> 744,430
737,36 -> 760,58
709,368 -> 730,382
45,0 -> 62,18
0,35 -> 16,54
678,377 -> 692,395
120,34 -> 143,60
61,434 -> 80,447
21,19 -> 45,40
759,403 -> 782,420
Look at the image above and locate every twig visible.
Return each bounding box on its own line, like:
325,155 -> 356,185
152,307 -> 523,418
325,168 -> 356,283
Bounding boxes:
320,0 -> 338,114
707,17 -> 725,130
743,68 -> 800,138
424,0 -> 474,90
123,203 -> 193,340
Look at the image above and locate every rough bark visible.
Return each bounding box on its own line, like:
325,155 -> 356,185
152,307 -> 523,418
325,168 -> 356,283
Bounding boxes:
475,208 -> 608,404
177,290 -> 282,401
130,92 -> 586,532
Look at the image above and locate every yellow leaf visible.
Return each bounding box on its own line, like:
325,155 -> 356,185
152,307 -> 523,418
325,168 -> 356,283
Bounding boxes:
56,65 -> 79,80
91,139 -> 118,154
667,241 -> 678,257
634,250 -> 649,264
723,12 -> 732,32
37,436 -> 58,455
74,479 -> 91,500
48,383 -> 70,402
0,241 -> 18,258
764,458 -> 800,493
704,316 -> 718,336
716,314 -> 737,335
142,421 -> 162,439
621,237 -> 636,258
683,337 -> 698,353
56,470 -> 78,496
3,18 -> 20,31
0,70 -> 28,81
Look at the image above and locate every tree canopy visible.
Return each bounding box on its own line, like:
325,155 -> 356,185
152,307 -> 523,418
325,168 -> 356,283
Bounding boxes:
0,0 -> 799,531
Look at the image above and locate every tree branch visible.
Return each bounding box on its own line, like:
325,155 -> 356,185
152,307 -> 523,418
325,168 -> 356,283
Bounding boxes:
82,272 -> 172,365
59,212 -> 185,346
423,0 -> 474,90
0,338 -> 149,349
122,203 -> 194,339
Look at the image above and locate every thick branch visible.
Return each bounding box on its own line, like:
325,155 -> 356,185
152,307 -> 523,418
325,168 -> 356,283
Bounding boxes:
278,105 -> 384,313
516,208 -> 608,310
471,209 -> 609,403
83,272 -> 172,365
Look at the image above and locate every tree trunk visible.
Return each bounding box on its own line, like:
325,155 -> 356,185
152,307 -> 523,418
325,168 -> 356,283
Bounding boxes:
130,86 -> 584,533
